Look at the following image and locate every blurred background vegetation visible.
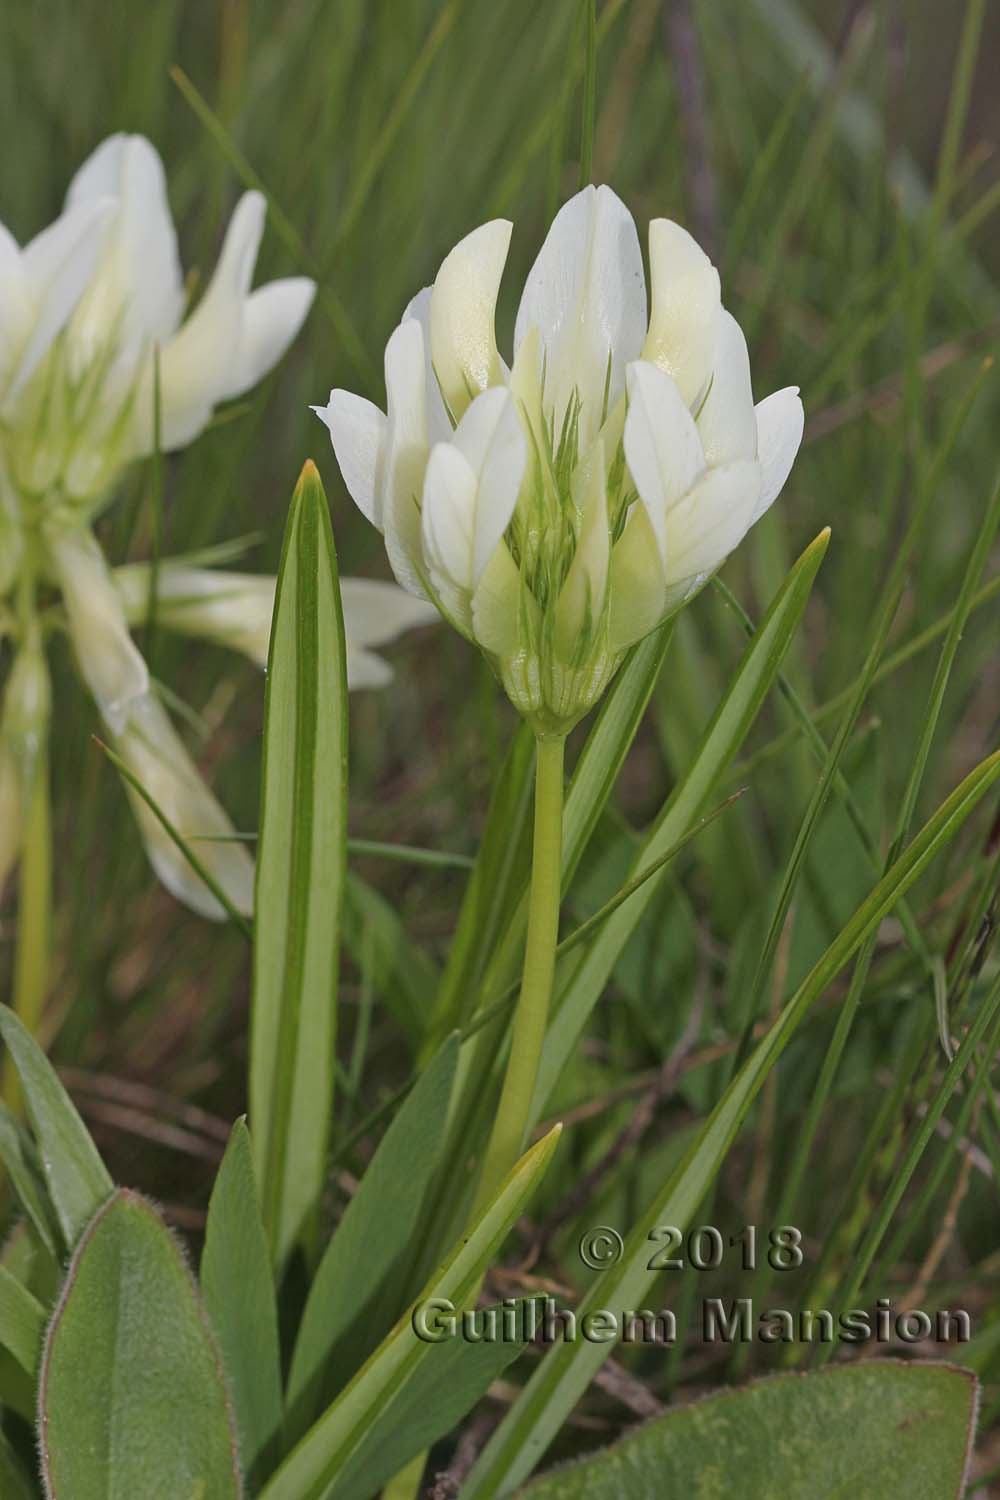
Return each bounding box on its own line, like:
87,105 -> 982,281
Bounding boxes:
0,0 -> 998,1474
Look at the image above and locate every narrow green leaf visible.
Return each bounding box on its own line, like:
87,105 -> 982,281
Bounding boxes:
517,1362 -> 977,1500
39,1189 -> 242,1499
466,748 -> 1000,1495
332,1299 -> 543,1500
286,1034 -> 460,1443
0,1005 -> 112,1249
533,528 -> 830,1115
0,1099 -> 60,1257
259,1126 -> 562,1500
0,1265 -> 45,1378
201,1119 -> 283,1487
250,461 -> 348,1269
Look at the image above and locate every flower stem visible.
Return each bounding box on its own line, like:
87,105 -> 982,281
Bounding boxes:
473,733 -> 565,1214
5,753 -> 51,1113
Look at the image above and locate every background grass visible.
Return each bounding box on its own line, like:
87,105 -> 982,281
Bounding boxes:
1,0 -> 998,1485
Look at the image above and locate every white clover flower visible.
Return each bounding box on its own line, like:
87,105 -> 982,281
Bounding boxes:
316,185 -> 804,734
3,134 -> 316,507
0,134 -> 433,919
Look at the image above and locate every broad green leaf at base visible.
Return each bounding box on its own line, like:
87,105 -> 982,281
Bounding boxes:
39,1189 -> 242,1500
519,1362 -> 977,1500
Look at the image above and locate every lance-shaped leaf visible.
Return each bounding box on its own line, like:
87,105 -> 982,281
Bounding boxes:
259,1125 -> 561,1500
465,747 -> 1000,1496
516,1362 -> 978,1500
0,1265 -> 45,1378
201,1119 -> 283,1488
250,461 -> 349,1268
0,1005 -> 112,1249
39,1189 -> 242,1499
286,1034 -> 460,1444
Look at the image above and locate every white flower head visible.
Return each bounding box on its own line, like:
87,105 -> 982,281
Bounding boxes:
316,185 -> 804,734
0,134 -> 431,919
3,133 -> 316,509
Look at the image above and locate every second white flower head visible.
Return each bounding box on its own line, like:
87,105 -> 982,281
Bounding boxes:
316,185 -> 804,734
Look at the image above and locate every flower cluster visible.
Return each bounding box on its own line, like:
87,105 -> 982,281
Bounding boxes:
317,185 -> 803,735
0,135 -> 432,915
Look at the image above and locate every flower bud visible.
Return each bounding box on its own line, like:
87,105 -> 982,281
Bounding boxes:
2,633 -> 51,785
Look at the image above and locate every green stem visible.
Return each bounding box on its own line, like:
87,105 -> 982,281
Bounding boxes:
5,751 -> 51,1112
473,734 -> 565,1214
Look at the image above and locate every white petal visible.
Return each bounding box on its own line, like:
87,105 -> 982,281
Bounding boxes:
696,310 -> 756,465
421,441 -> 478,612
381,317 -> 433,598
9,196 -> 114,398
114,693 -> 255,920
623,360 -> 705,563
155,191 -> 266,450
115,564 -> 275,668
67,134 -> 185,349
313,390 -> 386,527
0,222 -> 30,390
217,276 -> 315,400
338,577 -> 437,649
430,219 -> 511,420
608,502 -> 668,651
754,387 -> 804,521
401,286 -> 452,443
46,525 -> 149,733
642,218 -> 721,408
451,386 -> 526,582
661,459 -> 762,586
514,185 -> 646,446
